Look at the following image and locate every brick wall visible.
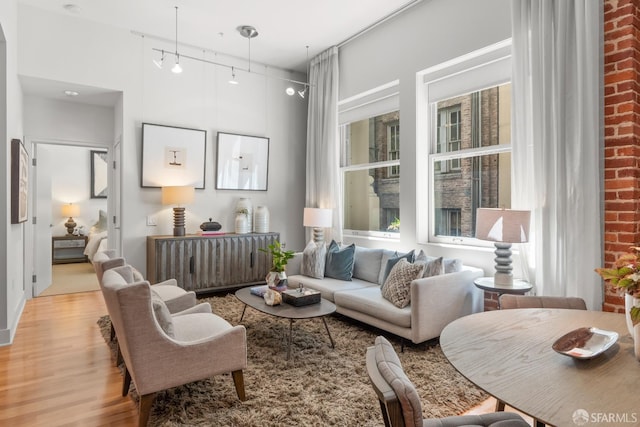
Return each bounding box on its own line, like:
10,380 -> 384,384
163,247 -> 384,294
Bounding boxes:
603,0 -> 640,313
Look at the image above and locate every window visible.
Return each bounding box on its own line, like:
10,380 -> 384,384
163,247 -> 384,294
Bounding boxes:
387,123 -> 400,177
418,40 -> 512,245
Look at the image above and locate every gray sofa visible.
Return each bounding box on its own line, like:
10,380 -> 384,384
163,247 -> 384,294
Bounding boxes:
285,246 -> 484,344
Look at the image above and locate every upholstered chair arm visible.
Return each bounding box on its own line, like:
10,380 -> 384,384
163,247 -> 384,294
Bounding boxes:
154,278 -> 178,287
409,267 -> 484,343
171,303 -> 212,316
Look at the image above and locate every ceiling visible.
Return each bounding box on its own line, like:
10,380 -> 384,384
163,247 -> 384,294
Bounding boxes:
19,0 -> 421,72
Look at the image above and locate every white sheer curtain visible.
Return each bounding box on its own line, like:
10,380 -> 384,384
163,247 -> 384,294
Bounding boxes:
306,46 -> 342,242
511,0 -> 603,309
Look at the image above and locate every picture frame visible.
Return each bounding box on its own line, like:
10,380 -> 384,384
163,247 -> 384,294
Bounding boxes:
11,138 -> 28,224
91,150 -> 108,198
216,132 -> 269,191
141,123 -> 207,189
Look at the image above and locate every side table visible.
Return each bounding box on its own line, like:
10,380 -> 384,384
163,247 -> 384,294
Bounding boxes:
473,277 -> 532,309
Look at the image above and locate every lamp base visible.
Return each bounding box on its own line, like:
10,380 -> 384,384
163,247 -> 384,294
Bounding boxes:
173,207 -> 186,237
65,217 -> 77,235
493,242 -> 514,286
312,227 -> 325,244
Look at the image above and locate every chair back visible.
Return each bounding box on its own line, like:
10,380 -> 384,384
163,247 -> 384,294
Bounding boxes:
499,295 -> 587,310
93,250 -> 125,284
366,336 -> 422,427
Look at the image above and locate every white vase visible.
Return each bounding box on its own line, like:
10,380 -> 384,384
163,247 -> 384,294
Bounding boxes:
236,198 -> 253,232
624,294 -> 640,336
235,213 -> 250,234
254,206 -> 270,233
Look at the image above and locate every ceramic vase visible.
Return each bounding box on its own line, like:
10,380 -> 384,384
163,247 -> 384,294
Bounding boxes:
235,212 -> 250,234
254,206 -> 270,233
626,294 -> 640,361
236,198 -> 253,232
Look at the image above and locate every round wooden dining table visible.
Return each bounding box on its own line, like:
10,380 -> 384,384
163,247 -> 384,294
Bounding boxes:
440,308 -> 638,427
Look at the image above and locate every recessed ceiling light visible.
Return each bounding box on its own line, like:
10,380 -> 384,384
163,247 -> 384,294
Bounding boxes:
63,3 -> 82,14
64,90 -> 79,97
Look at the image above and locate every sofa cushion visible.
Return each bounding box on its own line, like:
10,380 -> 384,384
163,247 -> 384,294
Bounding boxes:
353,247 -> 384,283
416,250 -> 463,274
325,241 -> 356,281
334,286 -> 411,328
381,250 -> 415,285
151,294 -> 175,338
381,259 -> 425,308
374,336 -> 423,427
301,240 -> 327,279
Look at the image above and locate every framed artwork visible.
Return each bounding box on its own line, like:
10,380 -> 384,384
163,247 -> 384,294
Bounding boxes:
141,123 -> 207,189
11,139 -> 29,224
216,132 -> 269,191
91,150 -> 108,198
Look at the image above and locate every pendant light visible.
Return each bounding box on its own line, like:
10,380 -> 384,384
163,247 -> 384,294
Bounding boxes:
229,66 -> 239,85
171,6 -> 182,74
153,49 -> 165,69
237,25 -> 258,73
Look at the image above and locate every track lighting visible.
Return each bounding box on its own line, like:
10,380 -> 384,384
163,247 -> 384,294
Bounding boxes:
229,67 -> 239,85
171,6 -> 182,74
153,49 -> 165,69
147,7 -> 312,94
172,54 -> 182,74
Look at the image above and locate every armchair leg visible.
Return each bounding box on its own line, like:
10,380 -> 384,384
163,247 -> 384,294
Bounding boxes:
110,323 -> 116,341
232,370 -> 246,401
122,365 -> 131,397
495,399 -> 506,411
116,343 -> 123,367
138,393 -> 156,427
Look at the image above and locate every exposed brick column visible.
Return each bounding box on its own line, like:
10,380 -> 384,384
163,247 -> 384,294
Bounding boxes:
603,0 -> 640,313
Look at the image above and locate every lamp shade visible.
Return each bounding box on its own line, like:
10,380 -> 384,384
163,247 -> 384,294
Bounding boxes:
303,208 -> 332,228
475,208 -> 530,243
161,186 -> 195,205
61,203 -> 80,218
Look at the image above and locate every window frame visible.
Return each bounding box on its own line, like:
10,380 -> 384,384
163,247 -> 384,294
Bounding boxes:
415,39 -> 512,246
338,81 -> 401,241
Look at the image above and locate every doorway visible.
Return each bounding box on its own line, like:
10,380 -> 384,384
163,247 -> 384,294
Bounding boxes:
31,142 -> 108,297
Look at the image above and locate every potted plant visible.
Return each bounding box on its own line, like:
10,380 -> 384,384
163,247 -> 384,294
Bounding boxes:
260,240 -> 295,289
595,246 -> 640,339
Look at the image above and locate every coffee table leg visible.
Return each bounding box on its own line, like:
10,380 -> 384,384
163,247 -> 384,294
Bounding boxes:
322,317 -> 335,349
239,304 -> 247,323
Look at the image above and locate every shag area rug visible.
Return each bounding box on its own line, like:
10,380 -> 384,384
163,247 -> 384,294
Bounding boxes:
98,293 -> 487,426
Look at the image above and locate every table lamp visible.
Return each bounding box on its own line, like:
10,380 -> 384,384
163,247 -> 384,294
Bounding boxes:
475,208 -> 530,286
61,203 -> 80,235
303,208 -> 332,244
162,186 -> 195,236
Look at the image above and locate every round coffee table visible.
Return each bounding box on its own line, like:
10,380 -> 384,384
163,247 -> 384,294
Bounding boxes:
474,277 -> 533,309
234,287 -> 336,360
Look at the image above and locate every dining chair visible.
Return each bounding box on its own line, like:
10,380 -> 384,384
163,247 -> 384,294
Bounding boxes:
101,268 -> 247,426
499,295 -> 587,310
366,335 -> 529,427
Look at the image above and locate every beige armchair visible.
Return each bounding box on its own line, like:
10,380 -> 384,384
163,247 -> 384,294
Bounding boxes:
366,336 -> 529,427
101,268 -> 248,426
499,295 -> 587,310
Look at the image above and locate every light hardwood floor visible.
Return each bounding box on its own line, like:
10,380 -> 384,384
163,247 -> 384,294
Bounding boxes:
0,290 -> 528,426
0,291 -> 138,426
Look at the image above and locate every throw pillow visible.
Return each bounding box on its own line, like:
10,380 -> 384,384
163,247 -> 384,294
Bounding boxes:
325,240 -> 356,281
301,240 -> 327,279
381,250 -> 415,284
131,266 -> 145,282
415,250 -> 463,274
421,256 -> 443,278
381,258 -> 425,308
151,293 -> 175,338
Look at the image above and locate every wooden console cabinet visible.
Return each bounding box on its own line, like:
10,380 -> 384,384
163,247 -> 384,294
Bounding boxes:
146,232 -> 279,293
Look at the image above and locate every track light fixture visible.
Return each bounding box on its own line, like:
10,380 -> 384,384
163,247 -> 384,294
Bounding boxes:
229,66 -> 239,85
146,7 -> 311,93
153,49 -> 165,69
171,6 -> 182,74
